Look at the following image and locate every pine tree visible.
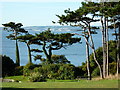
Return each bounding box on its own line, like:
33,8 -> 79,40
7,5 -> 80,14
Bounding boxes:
2,22 -> 28,66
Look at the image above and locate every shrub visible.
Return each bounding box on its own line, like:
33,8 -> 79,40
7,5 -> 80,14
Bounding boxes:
28,64 -> 76,80
57,64 -> 75,80
1,55 -> 15,77
33,67 -> 48,78
14,66 -> 24,75
28,72 -> 46,82
91,67 -> 100,77
109,62 -> 117,75
23,63 -> 41,76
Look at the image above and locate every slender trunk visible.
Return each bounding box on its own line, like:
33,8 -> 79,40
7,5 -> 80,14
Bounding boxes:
106,17 -> 109,77
101,16 -> 106,78
87,23 -> 103,79
85,36 -> 91,80
117,23 -> 120,75
42,41 -> 49,64
26,43 -> 32,64
113,18 -> 119,75
48,46 -> 52,64
103,17 -> 107,78
15,31 -> 20,66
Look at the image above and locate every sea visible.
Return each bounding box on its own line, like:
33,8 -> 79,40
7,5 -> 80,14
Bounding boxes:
0,26 -> 115,66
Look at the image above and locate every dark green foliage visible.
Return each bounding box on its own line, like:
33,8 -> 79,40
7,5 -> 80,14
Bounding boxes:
38,55 -> 71,64
32,29 -> 81,64
1,55 -> 15,77
57,64 -> 75,80
51,55 -> 70,64
109,62 -> 117,75
26,64 -> 76,81
91,67 -> 100,77
23,63 -> 42,76
14,66 -> 24,76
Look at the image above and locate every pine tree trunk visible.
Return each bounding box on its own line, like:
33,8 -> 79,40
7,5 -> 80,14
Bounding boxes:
101,16 -> 106,78
48,46 -> 52,64
103,17 -> 107,78
106,17 -> 109,77
85,36 -> 91,80
16,39 -> 20,66
43,41 -> 48,63
15,30 -> 20,66
87,23 -> 103,79
117,23 -> 120,75
26,43 -> 32,64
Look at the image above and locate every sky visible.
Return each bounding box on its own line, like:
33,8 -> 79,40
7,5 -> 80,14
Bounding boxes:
0,0 -> 85,27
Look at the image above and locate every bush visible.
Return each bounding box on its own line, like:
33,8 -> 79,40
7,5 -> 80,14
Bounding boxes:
57,64 -> 75,80
23,63 -> 41,76
28,72 -> 46,82
91,67 -> 100,77
109,62 -> 117,75
14,66 -> 24,75
1,55 -> 15,77
27,64 -> 76,80
33,67 -> 48,78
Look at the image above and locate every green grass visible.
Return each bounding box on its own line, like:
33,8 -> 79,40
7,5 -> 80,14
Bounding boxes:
1,76 -> 119,88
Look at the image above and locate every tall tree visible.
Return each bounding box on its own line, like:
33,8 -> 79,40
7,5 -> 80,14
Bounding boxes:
2,22 -> 27,66
31,29 -> 81,64
55,2 -> 104,79
100,2 -> 120,77
17,34 -> 35,64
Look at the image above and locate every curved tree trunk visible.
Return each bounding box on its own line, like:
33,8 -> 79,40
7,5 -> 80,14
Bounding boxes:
26,43 -> 32,64
48,46 -> 53,64
42,41 -> 52,64
15,29 -> 20,66
87,23 -> 104,79
85,36 -> 91,80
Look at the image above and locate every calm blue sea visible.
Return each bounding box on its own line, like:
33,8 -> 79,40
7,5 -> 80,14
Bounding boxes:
1,26 -> 115,66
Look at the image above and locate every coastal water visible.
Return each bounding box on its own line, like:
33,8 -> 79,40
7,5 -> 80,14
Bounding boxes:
1,26 -> 115,66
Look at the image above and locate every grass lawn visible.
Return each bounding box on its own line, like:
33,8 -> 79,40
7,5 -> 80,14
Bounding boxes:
1,76 -> 119,88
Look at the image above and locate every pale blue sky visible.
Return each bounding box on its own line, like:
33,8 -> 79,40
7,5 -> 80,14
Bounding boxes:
1,1 -> 83,27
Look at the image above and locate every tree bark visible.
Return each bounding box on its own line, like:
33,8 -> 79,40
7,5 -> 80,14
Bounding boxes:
16,39 -> 20,66
117,23 -> 120,75
103,17 -> 107,78
101,16 -> 106,78
48,46 -> 52,64
15,30 -> 20,66
106,17 -> 109,77
26,43 -> 32,64
85,36 -> 91,80
87,23 -> 104,79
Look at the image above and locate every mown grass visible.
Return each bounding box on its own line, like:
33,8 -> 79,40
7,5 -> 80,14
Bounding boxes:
1,76 -> 119,88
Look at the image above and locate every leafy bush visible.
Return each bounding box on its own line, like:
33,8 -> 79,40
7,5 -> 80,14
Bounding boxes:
91,67 -> 100,76
57,64 -> 75,80
14,66 -> 24,75
28,72 -> 46,82
27,64 -> 76,80
1,55 -> 15,77
23,63 -> 41,76
109,62 -> 117,75
33,67 -> 48,78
